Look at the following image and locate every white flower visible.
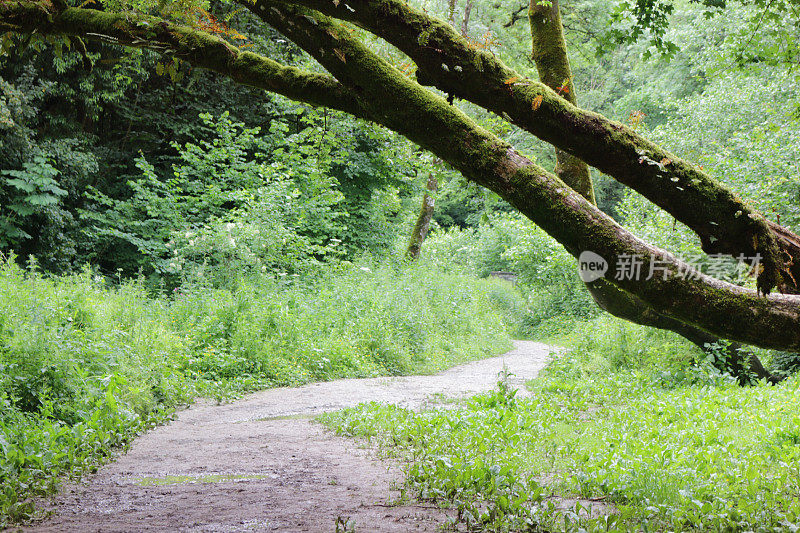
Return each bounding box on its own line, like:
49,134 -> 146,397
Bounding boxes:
360,267 -> 372,273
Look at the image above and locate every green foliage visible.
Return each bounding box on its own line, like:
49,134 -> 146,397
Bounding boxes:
769,351 -> 800,379
322,324 -> 800,531
1,155 -> 65,245
603,0 -> 800,64
0,256 -> 517,525
650,71 -> 800,232
1,39 -> 423,277
422,214 -> 599,334
82,113 -> 345,282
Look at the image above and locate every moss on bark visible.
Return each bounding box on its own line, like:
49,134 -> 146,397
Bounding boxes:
269,0 -> 799,295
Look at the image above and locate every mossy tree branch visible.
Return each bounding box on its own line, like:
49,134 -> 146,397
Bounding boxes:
0,0 -> 369,118
264,0 -> 800,295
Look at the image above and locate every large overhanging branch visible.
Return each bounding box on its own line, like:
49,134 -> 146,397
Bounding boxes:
2,1 -> 800,351
258,0 -> 800,296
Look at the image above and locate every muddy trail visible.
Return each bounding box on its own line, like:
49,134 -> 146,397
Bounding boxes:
21,341 -> 555,532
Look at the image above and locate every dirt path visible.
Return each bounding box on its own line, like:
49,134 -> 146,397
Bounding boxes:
22,341 -> 556,533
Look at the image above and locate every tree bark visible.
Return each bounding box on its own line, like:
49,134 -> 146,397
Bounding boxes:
264,0 -> 800,295
406,173 -> 438,260
3,0 -> 800,352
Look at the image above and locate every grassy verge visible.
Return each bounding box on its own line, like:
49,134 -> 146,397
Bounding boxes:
320,317 -> 800,532
0,257 -> 522,526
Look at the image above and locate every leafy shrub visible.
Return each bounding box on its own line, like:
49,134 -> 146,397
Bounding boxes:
770,351 -> 800,379
82,113 -> 345,282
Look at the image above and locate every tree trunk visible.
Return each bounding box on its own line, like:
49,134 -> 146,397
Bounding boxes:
587,281 -> 780,383
461,0 -> 474,37
406,173 -> 438,260
529,0 -> 594,204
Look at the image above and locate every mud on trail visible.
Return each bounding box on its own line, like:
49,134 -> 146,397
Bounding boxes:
20,341 -> 555,533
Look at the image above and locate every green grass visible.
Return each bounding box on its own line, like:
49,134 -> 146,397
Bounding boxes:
0,257 -> 522,526
320,317 -> 800,532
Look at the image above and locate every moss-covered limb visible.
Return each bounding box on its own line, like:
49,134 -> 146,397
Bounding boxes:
250,5 -> 800,348
268,0 -> 796,294
528,0 -> 594,204
406,173 -> 438,260
499,158 -> 800,351
588,280 -> 782,383
242,2 -> 511,173
0,1 -> 369,119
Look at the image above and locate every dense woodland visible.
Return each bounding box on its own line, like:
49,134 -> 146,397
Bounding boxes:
1,0 -> 800,529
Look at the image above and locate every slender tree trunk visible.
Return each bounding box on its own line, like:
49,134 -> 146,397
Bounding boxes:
461,0 -> 474,37
529,0 -> 594,203
447,0 -> 457,26
406,173 -> 438,260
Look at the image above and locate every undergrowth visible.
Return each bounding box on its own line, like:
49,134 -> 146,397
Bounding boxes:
320,317 -> 800,532
0,256 -> 520,526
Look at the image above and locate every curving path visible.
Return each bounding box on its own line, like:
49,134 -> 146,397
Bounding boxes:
23,341 -> 556,532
